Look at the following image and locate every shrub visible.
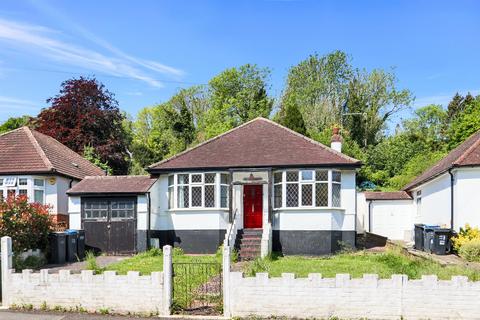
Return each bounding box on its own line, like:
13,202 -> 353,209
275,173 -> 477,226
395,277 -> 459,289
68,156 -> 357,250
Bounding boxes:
452,224 -> 480,252
458,239 -> 480,262
13,254 -> 47,271
0,195 -> 53,253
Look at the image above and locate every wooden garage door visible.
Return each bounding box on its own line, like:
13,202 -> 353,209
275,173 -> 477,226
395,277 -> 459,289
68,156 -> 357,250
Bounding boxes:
82,197 -> 136,254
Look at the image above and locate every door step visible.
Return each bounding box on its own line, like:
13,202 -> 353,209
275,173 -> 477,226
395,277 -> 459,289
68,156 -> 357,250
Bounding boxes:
235,229 -> 262,261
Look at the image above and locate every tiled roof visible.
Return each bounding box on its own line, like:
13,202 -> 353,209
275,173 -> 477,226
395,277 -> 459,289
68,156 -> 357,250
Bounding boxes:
403,130 -> 480,190
148,117 -> 361,172
364,191 -> 412,201
67,176 -> 157,195
0,127 -> 105,180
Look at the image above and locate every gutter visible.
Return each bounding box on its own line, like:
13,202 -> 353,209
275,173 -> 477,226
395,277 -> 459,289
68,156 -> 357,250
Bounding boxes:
367,200 -> 373,233
146,192 -> 151,250
448,169 -> 455,230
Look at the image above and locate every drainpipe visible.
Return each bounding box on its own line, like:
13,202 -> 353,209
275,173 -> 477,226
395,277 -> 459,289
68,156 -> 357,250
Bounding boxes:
448,169 -> 455,230
367,200 -> 373,233
146,192 -> 151,250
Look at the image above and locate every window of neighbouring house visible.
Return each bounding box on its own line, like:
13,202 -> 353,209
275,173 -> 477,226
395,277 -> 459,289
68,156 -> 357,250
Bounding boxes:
273,169 -> 343,209
171,172 -> 229,209
0,177 -> 46,204
416,190 -> 422,216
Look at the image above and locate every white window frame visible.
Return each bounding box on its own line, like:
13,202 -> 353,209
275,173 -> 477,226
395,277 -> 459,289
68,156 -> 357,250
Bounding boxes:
168,172 -> 229,210
0,176 -> 46,204
273,169 -> 343,209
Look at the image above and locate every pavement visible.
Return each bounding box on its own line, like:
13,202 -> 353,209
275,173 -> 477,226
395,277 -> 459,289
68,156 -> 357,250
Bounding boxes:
0,310 -> 227,320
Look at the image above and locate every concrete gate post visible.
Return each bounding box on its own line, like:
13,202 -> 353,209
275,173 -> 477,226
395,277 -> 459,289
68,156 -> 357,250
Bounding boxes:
162,245 -> 172,315
1,236 -> 13,305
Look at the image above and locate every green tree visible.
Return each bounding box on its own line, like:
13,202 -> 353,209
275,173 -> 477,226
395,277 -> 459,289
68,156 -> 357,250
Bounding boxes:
200,64 -> 273,140
281,51 -> 352,135
0,115 -> 31,133
402,104 -> 447,151
447,95 -> 480,149
83,145 -> 112,175
275,101 -> 307,135
344,69 -> 413,147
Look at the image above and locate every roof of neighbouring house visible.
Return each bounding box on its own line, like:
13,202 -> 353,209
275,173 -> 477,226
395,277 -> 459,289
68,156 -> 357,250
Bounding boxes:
403,130 -> 480,191
364,191 -> 412,201
148,117 -> 361,172
0,127 -> 106,180
67,176 -> 157,195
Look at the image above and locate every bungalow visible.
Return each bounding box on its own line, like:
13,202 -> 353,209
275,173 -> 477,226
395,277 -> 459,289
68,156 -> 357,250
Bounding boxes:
0,127 -> 105,225
359,130 -> 480,241
67,118 -> 361,256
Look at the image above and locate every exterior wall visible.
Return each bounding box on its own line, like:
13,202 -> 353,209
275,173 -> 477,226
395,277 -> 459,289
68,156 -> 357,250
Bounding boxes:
68,196 -> 82,229
454,167 -> 480,230
150,175 -> 227,253
369,200 -> 414,241
356,192 -> 367,233
225,272 -> 480,319
272,170 -> 357,254
412,173 -> 451,227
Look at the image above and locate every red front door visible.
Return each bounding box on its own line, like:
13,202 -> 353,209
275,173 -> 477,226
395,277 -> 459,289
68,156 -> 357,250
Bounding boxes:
243,185 -> 263,228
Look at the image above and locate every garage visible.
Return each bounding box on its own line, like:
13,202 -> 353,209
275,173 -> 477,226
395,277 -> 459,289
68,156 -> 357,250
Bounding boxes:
364,191 -> 414,241
67,176 -> 157,255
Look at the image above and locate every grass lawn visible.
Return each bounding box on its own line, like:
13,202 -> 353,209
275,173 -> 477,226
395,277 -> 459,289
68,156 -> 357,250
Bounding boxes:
244,248 -> 480,280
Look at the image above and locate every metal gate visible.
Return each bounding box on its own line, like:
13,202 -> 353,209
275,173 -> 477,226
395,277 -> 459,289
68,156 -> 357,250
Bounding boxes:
82,197 -> 137,254
172,262 -> 222,315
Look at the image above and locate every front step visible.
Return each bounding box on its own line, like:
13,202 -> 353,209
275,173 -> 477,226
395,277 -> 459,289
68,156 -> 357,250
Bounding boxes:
235,229 -> 262,261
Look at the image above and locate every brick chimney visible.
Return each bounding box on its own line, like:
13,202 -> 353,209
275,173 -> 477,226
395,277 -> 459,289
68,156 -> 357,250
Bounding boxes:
331,127 -> 343,153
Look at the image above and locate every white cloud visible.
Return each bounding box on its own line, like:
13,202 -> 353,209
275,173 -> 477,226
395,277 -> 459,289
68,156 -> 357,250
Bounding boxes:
0,17 -> 183,87
0,95 -> 40,111
414,89 -> 480,108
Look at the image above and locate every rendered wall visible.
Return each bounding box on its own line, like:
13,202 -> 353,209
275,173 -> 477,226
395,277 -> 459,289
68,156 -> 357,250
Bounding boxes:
454,167 -> 480,230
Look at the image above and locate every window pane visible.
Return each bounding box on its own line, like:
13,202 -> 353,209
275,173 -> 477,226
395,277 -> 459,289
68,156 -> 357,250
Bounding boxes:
274,184 -> 282,208
220,174 -> 230,185
0,179 -> 3,186
315,170 -> 328,181
191,186 -> 202,207
191,174 -> 202,183
221,185 -> 229,208
205,173 -> 216,184
4,177 -> 16,187
286,171 -> 298,182
34,179 -> 44,187
301,171 -> 313,181
19,189 -> 28,196
18,178 -> 27,186
178,174 -> 189,185
168,186 -> 174,209
301,184 -> 313,206
205,185 -> 215,207
332,183 -> 341,207
274,172 -> 283,184
315,183 -> 328,206
332,171 -> 341,183
178,186 -> 189,208
7,189 -> 15,197
168,175 -> 174,186
286,183 -> 298,207
34,190 -> 44,204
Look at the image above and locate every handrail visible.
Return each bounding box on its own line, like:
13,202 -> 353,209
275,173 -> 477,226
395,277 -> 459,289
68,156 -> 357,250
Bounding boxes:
226,208 -> 238,247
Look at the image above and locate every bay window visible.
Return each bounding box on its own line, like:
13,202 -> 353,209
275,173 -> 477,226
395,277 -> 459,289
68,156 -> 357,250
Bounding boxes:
169,172 -> 229,209
273,169 -> 342,209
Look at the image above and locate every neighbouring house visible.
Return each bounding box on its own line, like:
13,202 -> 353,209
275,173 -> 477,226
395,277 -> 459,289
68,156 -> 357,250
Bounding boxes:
67,118 -> 361,256
358,129 -> 480,241
0,127 -> 105,225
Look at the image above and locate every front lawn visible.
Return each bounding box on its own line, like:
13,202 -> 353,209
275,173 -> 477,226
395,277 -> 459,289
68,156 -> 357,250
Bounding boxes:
244,248 -> 480,280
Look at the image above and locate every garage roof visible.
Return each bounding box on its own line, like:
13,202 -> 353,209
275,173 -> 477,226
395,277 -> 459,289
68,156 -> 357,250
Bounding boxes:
148,117 -> 361,172
364,191 -> 412,201
67,176 -> 157,195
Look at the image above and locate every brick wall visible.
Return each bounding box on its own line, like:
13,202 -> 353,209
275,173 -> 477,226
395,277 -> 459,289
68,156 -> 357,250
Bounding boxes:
1,237 -> 173,315
226,272 -> 480,319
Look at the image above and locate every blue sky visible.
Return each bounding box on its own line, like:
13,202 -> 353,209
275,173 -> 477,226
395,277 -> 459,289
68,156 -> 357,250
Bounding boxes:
1,0 -> 479,126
